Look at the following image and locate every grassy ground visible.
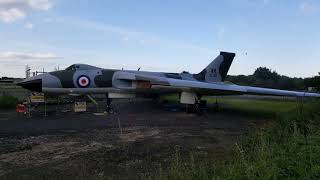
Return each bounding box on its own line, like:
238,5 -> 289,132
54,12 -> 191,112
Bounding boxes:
152,96 -> 320,180
0,96 -> 19,109
210,96 -> 297,113
163,94 -> 298,118
55,95 -> 318,180
2,96 -> 319,179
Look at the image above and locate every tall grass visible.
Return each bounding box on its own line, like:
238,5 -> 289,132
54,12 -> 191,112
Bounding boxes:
150,100 -> 320,180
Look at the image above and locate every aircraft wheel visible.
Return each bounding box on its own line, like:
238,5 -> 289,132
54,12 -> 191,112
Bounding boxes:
106,97 -> 113,113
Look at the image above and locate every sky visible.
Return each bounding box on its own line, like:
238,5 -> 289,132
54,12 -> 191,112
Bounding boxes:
0,0 -> 319,78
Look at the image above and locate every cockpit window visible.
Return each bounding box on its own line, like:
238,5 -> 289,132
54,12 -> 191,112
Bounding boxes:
66,65 -> 76,71
65,64 -> 100,71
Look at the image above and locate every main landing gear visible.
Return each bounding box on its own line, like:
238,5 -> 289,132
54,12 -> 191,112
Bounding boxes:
186,99 -> 208,114
106,97 -> 114,114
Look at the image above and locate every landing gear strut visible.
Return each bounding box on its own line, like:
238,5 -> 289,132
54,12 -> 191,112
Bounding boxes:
186,99 -> 207,114
215,99 -> 219,111
106,97 -> 114,114
197,99 -> 208,114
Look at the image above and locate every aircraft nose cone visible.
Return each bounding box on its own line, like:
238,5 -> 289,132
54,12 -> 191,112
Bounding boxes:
17,79 -> 42,92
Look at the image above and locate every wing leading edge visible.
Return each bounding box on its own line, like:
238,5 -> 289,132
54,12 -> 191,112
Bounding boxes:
164,78 -> 320,97
111,71 -> 320,98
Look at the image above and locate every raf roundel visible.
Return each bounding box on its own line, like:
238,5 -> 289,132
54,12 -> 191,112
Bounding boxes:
77,75 -> 91,88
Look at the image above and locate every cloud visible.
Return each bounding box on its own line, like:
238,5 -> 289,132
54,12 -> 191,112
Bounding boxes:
299,2 -> 318,14
47,16 -> 214,54
0,7 -> 25,22
0,0 -> 53,23
24,22 -> 33,29
0,51 -> 60,60
27,0 -> 53,10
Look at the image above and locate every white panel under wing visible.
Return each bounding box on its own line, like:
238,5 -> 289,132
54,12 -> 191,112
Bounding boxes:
108,93 -> 136,99
180,92 -> 196,104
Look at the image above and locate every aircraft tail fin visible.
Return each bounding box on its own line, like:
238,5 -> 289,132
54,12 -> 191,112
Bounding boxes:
194,52 -> 235,82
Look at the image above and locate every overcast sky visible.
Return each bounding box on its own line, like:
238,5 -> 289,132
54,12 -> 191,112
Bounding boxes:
0,0 -> 319,78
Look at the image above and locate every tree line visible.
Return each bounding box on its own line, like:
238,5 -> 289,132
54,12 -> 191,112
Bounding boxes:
226,67 -> 320,91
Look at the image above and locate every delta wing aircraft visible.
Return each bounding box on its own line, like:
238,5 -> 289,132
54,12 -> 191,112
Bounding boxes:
18,52 -> 320,109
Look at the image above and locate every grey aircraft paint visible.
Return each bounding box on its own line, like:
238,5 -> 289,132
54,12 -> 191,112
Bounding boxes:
18,52 -> 320,99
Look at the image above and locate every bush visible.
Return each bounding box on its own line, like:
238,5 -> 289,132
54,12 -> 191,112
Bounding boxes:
0,96 -> 19,109
150,100 -> 320,180
222,101 -> 320,179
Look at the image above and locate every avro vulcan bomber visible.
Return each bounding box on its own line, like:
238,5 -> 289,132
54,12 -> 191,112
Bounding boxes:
18,52 -> 320,108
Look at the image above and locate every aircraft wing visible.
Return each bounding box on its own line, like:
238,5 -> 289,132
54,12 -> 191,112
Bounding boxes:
114,72 -> 320,98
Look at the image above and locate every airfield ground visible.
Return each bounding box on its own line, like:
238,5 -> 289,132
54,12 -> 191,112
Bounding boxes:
0,97 -> 301,179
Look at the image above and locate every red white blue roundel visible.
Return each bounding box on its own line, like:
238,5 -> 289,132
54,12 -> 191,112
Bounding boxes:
77,75 -> 91,88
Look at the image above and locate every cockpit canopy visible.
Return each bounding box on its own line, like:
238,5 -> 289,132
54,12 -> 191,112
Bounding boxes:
65,64 -> 100,71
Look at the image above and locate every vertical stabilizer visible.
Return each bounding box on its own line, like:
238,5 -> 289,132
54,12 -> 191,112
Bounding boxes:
194,52 -> 235,82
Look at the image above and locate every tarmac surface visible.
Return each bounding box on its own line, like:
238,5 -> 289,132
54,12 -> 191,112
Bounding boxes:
0,99 -> 269,179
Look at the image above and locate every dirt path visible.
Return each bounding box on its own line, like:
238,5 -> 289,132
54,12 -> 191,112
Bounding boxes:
0,100 -> 268,179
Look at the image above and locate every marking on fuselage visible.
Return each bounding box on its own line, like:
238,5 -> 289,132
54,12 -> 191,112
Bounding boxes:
77,75 -> 91,88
